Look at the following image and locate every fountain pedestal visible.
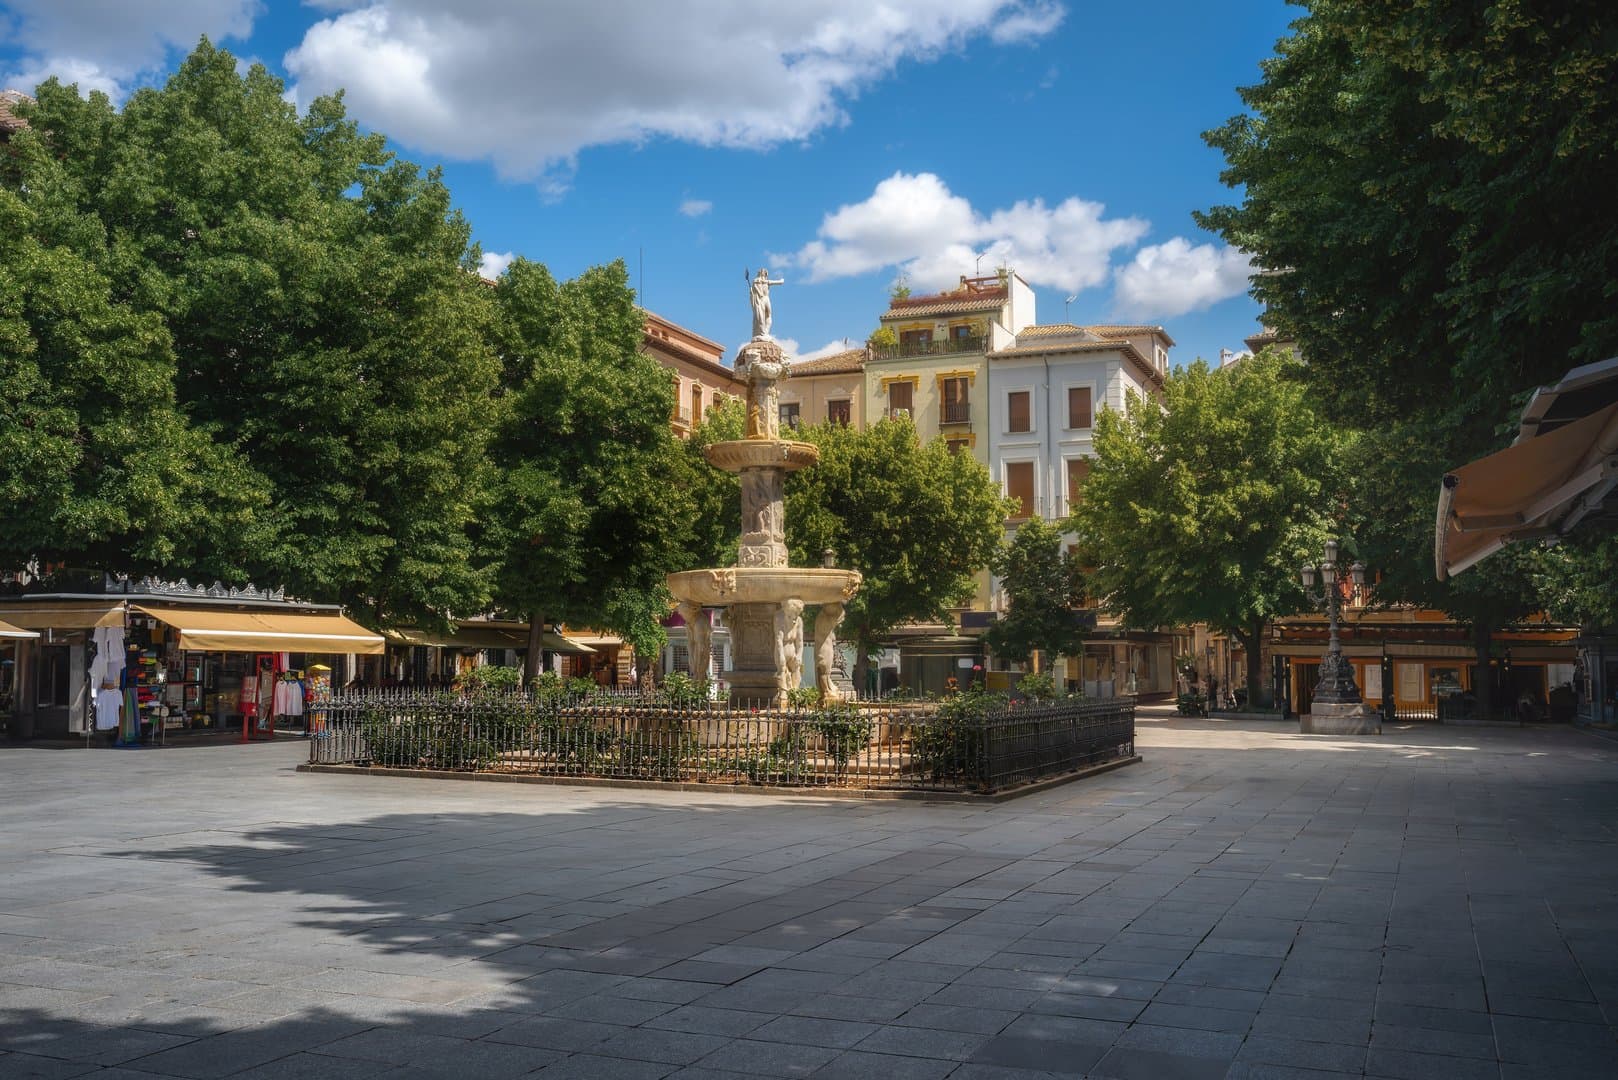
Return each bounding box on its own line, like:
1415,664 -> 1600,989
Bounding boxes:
666,334 -> 862,707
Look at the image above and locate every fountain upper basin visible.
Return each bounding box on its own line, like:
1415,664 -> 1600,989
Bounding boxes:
666,567 -> 862,607
703,439 -> 819,473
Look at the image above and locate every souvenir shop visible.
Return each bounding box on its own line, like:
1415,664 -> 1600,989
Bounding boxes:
0,578 -> 383,744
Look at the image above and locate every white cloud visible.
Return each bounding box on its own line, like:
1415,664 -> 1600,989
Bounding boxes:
790,171 -> 1148,295
990,0 -> 1065,43
796,338 -> 857,361
1112,238 -> 1254,319
478,250 -> 515,280
679,198 -> 713,218
0,0 -> 260,100
283,2 -> 1065,180
734,337 -> 852,364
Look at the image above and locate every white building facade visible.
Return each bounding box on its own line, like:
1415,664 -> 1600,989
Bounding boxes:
985,323 -> 1181,697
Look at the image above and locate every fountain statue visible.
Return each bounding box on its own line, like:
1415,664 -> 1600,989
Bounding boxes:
665,274 -> 862,706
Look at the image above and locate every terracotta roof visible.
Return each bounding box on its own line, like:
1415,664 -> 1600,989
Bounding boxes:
1081,323 -> 1177,348
789,347 -> 867,376
992,340 -> 1135,359
641,307 -> 724,355
881,296 -> 1006,320
1244,329 -> 1281,352
0,90 -> 33,136
990,337 -> 1164,387
1014,323 -> 1091,339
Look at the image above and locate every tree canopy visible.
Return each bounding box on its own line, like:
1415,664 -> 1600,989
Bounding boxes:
785,417 -> 1012,687
483,257 -> 697,675
1070,351 -> 1347,697
983,516 -> 1087,671
9,42 -> 502,627
1198,1 -> 1618,640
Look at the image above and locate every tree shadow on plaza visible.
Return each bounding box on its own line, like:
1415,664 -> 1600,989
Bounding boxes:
0,800 -> 989,1076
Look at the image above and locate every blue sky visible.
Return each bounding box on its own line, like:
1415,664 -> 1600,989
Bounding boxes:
0,1 -> 1297,367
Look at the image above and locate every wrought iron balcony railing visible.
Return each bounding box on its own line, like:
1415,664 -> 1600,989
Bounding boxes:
873,335 -> 986,360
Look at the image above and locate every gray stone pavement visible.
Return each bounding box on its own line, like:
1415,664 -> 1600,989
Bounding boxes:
2,712 -> 1617,1080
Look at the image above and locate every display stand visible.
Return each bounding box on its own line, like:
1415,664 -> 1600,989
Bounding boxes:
240,652 -> 279,741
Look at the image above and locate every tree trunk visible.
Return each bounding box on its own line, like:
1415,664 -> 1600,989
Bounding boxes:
853,635 -> 873,699
1237,619 -> 1265,711
1472,620 -> 1494,720
524,614 -> 546,686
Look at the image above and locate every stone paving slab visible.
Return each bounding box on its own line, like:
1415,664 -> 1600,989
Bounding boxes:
2,713 -> 1618,1077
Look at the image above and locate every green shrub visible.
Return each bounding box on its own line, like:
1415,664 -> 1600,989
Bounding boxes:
660,672 -> 710,707
1017,671 -> 1056,702
809,705 -> 874,773
914,689 -> 1004,784
456,665 -> 522,696
360,707 -> 498,771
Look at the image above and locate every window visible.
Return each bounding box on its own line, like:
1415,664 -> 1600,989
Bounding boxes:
826,399 -> 851,426
1007,390 -> 1031,433
1067,386 -> 1093,429
941,377 -> 970,424
1067,458 -> 1090,507
888,380 -> 913,417
951,324 -> 974,341
945,437 -> 971,456
690,384 -> 703,423
1005,462 -> 1034,518
900,328 -> 932,350
779,402 -> 801,429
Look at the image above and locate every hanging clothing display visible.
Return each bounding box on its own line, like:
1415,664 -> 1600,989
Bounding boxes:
89,625 -> 126,689
272,677 -> 304,718
94,687 -> 123,731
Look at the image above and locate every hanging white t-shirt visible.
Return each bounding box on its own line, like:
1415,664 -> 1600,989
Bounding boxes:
95,688 -> 123,731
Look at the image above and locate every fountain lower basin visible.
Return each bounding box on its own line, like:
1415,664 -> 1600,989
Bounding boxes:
666,567 -> 862,607
703,440 -> 820,473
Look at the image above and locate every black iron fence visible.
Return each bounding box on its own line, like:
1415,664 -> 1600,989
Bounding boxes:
307,690 -> 1135,794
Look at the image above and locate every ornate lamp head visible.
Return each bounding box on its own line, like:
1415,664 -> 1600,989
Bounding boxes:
1301,562 -> 1317,588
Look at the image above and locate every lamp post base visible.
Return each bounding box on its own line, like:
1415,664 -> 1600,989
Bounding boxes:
1301,701 -> 1382,735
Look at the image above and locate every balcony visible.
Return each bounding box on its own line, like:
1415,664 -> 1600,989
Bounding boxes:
940,402 -> 971,425
873,334 -> 986,360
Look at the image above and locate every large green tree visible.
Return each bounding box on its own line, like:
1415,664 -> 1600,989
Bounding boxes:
1070,352 -> 1348,698
984,516 -> 1087,672
0,180 -> 265,574
484,257 -> 696,680
1198,1 -> 1618,662
12,42 -> 500,626
786,416 -> 1012,691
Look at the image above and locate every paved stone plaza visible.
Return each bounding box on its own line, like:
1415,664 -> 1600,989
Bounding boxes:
2,713 -> 1616,1079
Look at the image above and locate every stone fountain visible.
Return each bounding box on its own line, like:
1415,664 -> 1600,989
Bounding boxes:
665,271 -> 862,706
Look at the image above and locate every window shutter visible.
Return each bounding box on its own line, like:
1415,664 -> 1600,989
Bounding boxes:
1006,462 -> 1035,518
1068,386 -> 1092,428
1008,391 -> 1031,433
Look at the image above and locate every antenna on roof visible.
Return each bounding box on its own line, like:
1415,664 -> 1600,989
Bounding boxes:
1064,294 -> 1078,320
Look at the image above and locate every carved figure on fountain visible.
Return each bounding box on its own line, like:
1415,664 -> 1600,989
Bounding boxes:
814,602 -> 846,700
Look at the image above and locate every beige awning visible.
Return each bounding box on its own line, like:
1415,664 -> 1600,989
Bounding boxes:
543,632 -> 596,655
132,605 -> 385,654
382,625 -> 594,654
0,602 -> 124,630
0,618 -> 40,639
384,626 -> 528,649
1437,399 -> 1618,578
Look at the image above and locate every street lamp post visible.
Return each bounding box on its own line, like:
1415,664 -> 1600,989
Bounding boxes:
1298,538 -> 1378,733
